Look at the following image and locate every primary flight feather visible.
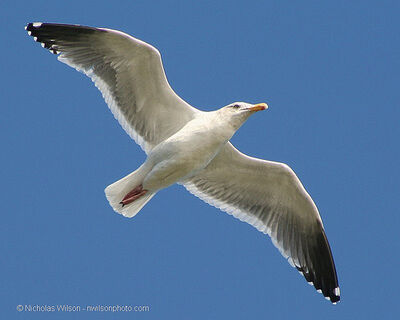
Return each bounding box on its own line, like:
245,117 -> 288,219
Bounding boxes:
26,22 -> 340,303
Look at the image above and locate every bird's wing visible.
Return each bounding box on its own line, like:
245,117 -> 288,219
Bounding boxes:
26,22 -> 199,153
183,143 -> 340,303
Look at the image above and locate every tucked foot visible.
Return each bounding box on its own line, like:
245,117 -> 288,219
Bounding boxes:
120,185 -> 148,206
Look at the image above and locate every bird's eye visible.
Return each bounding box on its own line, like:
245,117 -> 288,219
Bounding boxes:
230,104 -> 240,109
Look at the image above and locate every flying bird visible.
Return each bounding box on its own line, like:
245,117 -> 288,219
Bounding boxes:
26,22 -> 340,303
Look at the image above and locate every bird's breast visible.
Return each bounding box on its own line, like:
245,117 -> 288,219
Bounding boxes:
145,117 -> 234,187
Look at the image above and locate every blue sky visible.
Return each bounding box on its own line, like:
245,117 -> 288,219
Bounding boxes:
1,0 -> 399,319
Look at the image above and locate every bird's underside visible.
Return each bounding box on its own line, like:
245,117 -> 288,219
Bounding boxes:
26,22 -> 340,303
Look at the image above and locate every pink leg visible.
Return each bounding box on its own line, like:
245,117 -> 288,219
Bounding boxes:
120,185 -> 148,207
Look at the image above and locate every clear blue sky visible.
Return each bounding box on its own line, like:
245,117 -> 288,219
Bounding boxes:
1,0 -> 399,319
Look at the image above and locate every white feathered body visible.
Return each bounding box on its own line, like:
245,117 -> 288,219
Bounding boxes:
142,111 -> 235,190
105,110 -> 237,217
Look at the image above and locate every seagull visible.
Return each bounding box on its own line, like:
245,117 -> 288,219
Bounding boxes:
26,22 -> 340,303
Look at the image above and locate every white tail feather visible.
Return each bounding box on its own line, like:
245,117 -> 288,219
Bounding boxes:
104,167 -> 156,218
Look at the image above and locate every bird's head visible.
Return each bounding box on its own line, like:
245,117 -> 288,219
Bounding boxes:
220,102 -> 268,130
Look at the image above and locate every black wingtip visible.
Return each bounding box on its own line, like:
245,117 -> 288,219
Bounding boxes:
26,22 -> 61,55
26,22 -> 103,55
330,286 -> 340,304
294,227 -> 340,304
26,22 -> 43,32
296,265 -> 340,303
296,266 -> 340,304
25,22 -> 43,41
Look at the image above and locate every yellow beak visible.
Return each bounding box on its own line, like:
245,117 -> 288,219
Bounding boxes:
248,103 -> 268,112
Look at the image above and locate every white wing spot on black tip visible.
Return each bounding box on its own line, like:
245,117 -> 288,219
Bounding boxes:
333,302 -> 337,305
317,289 -> 322,293
325,297 -> 330,301
41,43 -> 45,48
27,31 -> 31,36
33,36 -> 38,41
32,22 -> 42,27
334,287 -> 340,296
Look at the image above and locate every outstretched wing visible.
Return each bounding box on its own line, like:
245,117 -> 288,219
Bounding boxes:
184,143 -> 340,303
26,22 -> 199,153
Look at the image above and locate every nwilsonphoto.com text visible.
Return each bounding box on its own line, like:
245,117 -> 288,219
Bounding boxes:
17,304 -> 150,313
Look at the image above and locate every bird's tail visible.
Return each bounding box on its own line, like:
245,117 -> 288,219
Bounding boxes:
104,167 -> 156,218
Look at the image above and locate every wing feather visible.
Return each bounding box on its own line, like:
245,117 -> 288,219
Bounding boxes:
26,22 -> 199,153
184,143 -> 340,303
